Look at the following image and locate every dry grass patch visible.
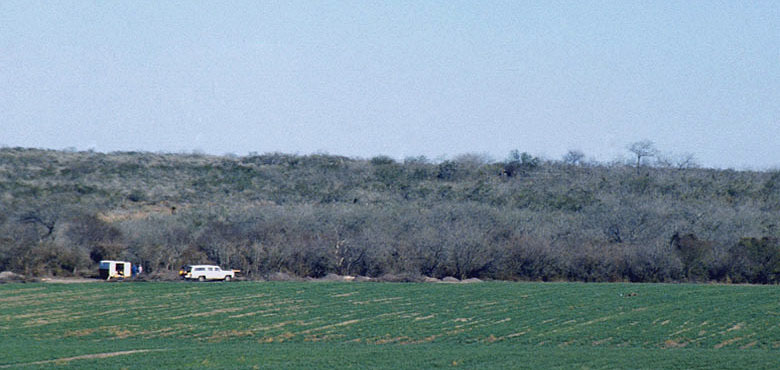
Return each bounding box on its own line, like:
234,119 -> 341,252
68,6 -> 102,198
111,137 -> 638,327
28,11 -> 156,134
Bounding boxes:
208,329 -> 255,342
506,330 -> 530,338
373,336 -> 411,344
136,327 -> 179,338
740,340 -> 758,349
304,334 -> 345,342
714,337 -> 743,349
592,337 -> 613,346
252,320 -> 301,333
169,307 -> 242,320
105,326 -> 134,339
331,292 -> 357,298
0,293 -> 51,305
726,322 -> 745,332
0,349 -> 167,368
228,307 -> 282,319
662,339 -> 688,348
64,328 -> 96,337
297,319 -> 360,335
10,309 -> 66,320
581,315 -> 617,326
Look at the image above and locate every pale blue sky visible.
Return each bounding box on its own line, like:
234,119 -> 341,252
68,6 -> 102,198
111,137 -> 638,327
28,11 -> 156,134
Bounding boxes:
1,1 -> 778,169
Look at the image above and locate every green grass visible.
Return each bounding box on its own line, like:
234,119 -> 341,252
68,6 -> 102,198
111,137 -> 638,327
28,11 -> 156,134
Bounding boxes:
1,281 -> 778,369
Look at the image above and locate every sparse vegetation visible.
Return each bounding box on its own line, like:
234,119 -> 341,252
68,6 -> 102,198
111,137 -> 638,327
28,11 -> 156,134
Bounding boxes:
0,146 -> 778,283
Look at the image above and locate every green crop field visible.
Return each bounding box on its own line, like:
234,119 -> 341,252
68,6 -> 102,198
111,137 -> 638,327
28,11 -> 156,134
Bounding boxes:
1,281 -> 778,369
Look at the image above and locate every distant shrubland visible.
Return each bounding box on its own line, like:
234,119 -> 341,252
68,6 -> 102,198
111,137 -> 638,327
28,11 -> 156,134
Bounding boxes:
1,146 -> 778,283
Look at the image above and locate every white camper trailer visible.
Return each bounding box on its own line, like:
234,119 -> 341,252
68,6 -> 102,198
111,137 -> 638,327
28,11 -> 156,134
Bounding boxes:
99,260 -> 132,280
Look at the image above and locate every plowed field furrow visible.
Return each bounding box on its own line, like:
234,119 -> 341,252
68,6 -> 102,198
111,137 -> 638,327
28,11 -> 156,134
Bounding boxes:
1,281 -> 779,368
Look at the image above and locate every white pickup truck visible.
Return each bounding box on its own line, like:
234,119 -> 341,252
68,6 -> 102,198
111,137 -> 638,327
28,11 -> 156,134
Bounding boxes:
183,265 -> 235,281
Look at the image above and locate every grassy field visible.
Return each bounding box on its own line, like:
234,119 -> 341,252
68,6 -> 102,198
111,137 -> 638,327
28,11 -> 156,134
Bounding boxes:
1,281 -> 778,369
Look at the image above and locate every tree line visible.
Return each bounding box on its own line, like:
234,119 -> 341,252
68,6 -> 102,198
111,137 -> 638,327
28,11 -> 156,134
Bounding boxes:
0,145 -> 778,283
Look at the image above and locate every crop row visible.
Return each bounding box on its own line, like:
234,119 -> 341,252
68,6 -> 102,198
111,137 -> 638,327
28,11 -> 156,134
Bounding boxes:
2,282 -> 777,351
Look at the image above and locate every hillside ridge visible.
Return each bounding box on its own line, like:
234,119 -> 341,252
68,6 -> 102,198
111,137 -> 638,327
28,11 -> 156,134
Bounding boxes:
1,147 -> 778,283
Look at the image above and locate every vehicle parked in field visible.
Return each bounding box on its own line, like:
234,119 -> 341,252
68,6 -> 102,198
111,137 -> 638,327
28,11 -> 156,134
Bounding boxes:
99,260 -> 132,280
182,265 -> 235,281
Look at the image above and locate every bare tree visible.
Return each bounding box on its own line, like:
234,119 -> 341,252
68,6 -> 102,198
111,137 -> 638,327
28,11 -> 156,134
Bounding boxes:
656,152 -> 699,170
673,153 -> 699,170
627,140 -> 657,174
562,150 -> 585,166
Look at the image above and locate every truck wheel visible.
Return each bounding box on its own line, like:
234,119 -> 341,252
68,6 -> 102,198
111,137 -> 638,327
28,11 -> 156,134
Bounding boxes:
224,276 -> 232,282
198,276 -> 205,282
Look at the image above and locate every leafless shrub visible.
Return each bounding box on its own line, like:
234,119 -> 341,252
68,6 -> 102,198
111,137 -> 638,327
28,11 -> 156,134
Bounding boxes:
1,147 -> 778,283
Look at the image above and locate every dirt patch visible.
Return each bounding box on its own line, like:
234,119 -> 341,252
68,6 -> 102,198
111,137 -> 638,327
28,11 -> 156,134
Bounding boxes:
316,274 -> 355,282
331,292 -> 357,298
351,297 -> 403,305
23,313 -> 77,327
373,336 -> 411,344
64,328 -> 97,337
592,337 -> 613,346
12,309 -> 66,320
715,336 -> 743,349
663,339 -> 689,348
558,339 -> 575,347
169,307 -> 242,320
265,272 -> 299,281
98,204 -> 181,222
260,319 -> 298,329
411,334 -> 441,343
106,326 -> 134,339
40,277 -> 100,284
136,327 -> 178,338
208,329 -> 254,342
506,330 -> 529,338
726,322 -> 745,332
671,327 -> 693,336
740,341 -> 758,349
0,349 -> 167,368
582,315 -> 614,326
304,333 -> 346,342
229,307 -> 282,319
298,319 -> 361,335
0,292 -> 51,304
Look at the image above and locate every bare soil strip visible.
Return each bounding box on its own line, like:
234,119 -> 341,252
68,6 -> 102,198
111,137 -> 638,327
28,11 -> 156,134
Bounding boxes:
0,349 -> 167,368
39,278 -> 100,284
